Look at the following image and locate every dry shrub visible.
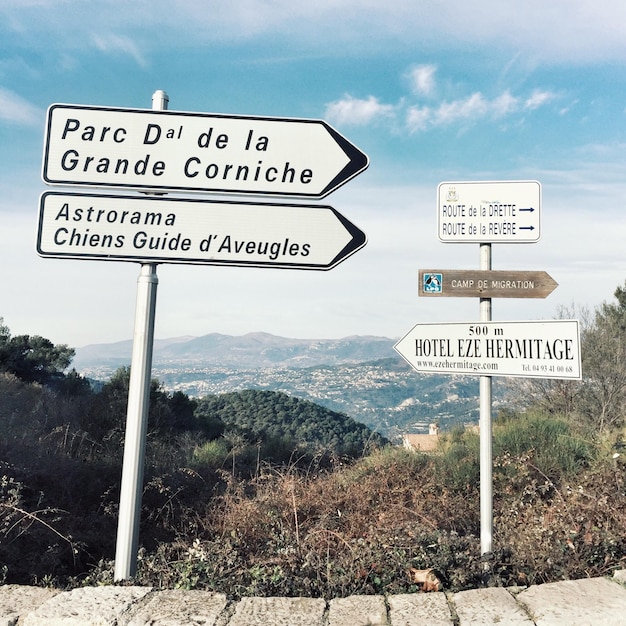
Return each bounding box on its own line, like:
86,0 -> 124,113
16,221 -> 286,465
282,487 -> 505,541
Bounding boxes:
2,388 -> 624,598
494,455 -> 626,585
120,435 -> 626,598
126,448 -> 488,596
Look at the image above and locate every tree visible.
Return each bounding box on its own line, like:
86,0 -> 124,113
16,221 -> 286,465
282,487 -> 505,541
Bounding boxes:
576,281 -> 626,432
0,318 -> 75,387
505,288 -> 626,435
194,389 -> 388,459
85,367 -> 208,442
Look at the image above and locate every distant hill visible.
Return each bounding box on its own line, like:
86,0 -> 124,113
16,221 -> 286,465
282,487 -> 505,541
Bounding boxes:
197,389 -> 389,458
74,332 -> 396,369
74,333 -> 503,441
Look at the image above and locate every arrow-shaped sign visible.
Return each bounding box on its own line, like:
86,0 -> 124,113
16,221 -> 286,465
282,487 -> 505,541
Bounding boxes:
37,192 -> 366,270
394,320 -> 581,380
42,104 -> 369,198
419,269 -> 558,298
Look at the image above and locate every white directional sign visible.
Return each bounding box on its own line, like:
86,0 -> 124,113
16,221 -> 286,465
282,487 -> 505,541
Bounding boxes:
394,320 -> 581,379
42,104 -> 369,198
37,191 -> 367,270
437,180 -> 541,243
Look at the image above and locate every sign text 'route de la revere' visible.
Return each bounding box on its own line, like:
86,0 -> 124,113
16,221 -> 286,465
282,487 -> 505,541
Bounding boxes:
394,320 -> 581,380
42,104 -> 369,198
437,180 -> 541,243
37,191 -> 366,270
419,269 -> 558,299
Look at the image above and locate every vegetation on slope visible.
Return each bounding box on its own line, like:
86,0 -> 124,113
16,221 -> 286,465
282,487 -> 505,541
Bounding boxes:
0,277 -> 626,595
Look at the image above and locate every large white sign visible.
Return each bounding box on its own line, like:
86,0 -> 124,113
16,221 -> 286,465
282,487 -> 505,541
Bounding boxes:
42,104 -> 369,198
37,191 -> 367,270
437,180 -> 541,243
394,320 -> 581,379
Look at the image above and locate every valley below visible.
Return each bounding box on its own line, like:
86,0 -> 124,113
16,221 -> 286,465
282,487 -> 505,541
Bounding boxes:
74,332 -> 509,441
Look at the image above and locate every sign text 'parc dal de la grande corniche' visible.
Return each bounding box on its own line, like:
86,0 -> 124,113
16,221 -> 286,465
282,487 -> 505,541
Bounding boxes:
39,104 -> 369,269
41,104 -> 368,198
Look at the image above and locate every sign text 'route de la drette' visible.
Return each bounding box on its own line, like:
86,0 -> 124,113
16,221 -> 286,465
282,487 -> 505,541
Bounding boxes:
437,180 -> 541,243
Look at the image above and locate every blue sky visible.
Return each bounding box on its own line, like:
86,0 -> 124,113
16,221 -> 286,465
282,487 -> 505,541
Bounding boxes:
2,1 -> 626,348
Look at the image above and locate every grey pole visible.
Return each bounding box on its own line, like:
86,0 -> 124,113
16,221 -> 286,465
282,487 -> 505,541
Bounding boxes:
113,90 -> 168,581
479,243 -> 493,562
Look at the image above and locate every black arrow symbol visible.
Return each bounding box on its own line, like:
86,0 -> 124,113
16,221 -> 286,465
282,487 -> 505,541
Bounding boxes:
519,207 -> 535,212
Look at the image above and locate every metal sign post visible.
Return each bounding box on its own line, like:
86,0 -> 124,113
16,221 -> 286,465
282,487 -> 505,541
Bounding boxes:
113,90 -> 167,581
479,243 -> 493,562
39,89 -> 368,581
397,180 -> 582,571
438,180 -> 540,564
113,262 -> 158,580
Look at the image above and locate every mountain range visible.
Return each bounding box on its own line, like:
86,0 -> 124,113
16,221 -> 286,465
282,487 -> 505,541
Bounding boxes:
73,332 -> 397,369
74,332 -> 505,442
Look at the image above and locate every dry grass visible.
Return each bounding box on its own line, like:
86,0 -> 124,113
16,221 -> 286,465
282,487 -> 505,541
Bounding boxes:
1,377 -> 624,598
79,440 -> 625,598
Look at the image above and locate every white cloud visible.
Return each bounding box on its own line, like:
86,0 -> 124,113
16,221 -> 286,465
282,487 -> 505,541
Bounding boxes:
405,106 -> 431,133
434,92 -> 488,125
405,87 -> 556,133
0,87 -> 42,125
407,64 -> 437,97
492,91 -> 519,117
4,1 -> 626,65
324,95 -> 396,126
90,33 -> 148,67
525,90 -> 556,110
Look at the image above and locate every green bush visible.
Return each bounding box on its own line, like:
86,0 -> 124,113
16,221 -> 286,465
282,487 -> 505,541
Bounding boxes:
494,410 -> 594,481
436,427 -> 480,492
191,439 -> 231,469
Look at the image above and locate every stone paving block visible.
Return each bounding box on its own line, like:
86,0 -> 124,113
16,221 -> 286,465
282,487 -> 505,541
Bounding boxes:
328,595 -> 387,626
23,586 -> 152,626
0,585 -> 60,626
127,589 -> 228,625
613,569 -> 626,585
452,587 -> 534,625
516,577 -> 626,626
387,593 -> 453,626
227,596 -> 326,626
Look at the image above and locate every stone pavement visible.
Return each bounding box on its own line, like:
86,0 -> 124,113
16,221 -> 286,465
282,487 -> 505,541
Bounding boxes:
0,572 -> 624,625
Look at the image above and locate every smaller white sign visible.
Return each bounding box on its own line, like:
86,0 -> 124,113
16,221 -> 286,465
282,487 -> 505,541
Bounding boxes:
437,180 -> 541,243
394,320 -> 581,379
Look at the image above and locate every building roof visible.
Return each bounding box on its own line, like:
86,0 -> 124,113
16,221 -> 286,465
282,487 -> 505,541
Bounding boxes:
402,433 -> 439,452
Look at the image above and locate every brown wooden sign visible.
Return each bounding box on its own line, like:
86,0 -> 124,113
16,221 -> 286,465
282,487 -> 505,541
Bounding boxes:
419,269 -> 558,298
